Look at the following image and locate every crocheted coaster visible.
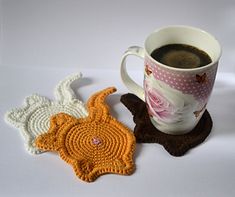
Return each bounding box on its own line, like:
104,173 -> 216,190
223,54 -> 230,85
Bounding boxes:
35,87 -> 136,182
5,73 -> 88,154
120,93 -> 212,157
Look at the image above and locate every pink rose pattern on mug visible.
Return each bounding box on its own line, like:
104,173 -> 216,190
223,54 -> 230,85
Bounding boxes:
120,26 -> 221,135
144,57 -> 218,133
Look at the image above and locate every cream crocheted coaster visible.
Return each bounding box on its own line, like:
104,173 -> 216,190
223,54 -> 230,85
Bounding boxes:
5,73 -> 88,154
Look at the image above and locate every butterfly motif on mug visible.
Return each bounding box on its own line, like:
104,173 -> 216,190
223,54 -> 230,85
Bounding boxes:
196,73 -> 207,84
194,103 -> 207,118
145,65 -> 152,76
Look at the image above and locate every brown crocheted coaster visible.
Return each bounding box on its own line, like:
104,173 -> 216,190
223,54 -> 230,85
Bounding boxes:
120,93 -> 213,157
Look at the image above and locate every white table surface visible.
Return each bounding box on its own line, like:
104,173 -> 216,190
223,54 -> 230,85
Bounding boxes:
1,0 -> 235,196
0,66 -> 235,197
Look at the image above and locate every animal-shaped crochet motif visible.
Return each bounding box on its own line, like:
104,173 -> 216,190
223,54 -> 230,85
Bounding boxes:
35,87 -> 136,182
5,73 -> 88,154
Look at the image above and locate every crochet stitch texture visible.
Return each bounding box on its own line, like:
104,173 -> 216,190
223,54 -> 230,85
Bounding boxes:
5,73 -> 88,154
121,93 -> 212,156
35,87 -> 136,182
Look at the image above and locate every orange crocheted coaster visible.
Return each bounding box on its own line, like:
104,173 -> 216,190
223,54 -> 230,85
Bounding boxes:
35,87 -> 136,182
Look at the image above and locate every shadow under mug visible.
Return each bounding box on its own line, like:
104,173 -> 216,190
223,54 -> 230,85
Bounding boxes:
120,26 -> 221,135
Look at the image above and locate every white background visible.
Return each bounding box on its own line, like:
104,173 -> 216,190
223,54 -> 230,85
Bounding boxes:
0,0 -> 235,197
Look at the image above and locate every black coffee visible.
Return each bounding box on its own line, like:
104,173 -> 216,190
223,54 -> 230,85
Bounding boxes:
150,44 -> 212,69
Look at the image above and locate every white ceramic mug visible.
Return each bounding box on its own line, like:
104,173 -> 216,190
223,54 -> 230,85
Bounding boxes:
120,26 -> 221,135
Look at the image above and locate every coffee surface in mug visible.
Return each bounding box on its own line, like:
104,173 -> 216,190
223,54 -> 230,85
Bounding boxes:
150,44 -> 212,69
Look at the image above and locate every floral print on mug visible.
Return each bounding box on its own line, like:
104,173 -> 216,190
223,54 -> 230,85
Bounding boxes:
144,70 -> 199,134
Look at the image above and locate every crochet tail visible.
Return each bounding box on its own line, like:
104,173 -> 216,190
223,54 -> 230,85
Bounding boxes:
87,87 -> 117,118
54,72 -> 82,102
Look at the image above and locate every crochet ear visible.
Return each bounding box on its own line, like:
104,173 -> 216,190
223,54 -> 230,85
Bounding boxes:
54,73 -> 82,102
120,93 -> 144,116
25,94 -> 51,106
35,132 -> 58,151
35,113 -> 76,151
52,113 -> 76,126
86,87 -> 117,119
34,116 -> 59,151
4,108 -> 26,127
5,94 -> 51,127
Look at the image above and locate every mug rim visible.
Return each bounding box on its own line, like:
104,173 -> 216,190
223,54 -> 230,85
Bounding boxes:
144,25 -> 222,72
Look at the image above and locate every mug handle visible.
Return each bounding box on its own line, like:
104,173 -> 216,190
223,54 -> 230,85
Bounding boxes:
120,46 -> 145,101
